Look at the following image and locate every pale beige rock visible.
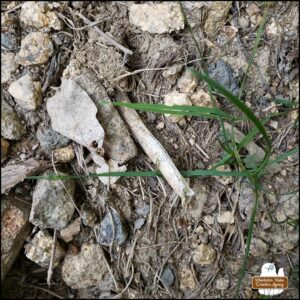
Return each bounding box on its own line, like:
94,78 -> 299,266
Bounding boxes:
8,74 -> 42,110
178,267 -> 196,290
217,211 -> 235,224
177,69 -> 199,93
129,3 -> 184,34
190,90 -> 216,107
59,218 -> 81,242
156,122 -> 165,130
24,230 -> 65,268
20,1 -> 61,30
193,243 -> 216,265
53,146 -> 75,162
164,91 -> 192,122
1,53 -> 17,84
17,32 -> 54,66
246,3 -> 260,17
62,243 -> 108,289
1,195 -> 31,279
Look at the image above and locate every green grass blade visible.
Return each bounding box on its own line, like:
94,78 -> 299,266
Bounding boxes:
191,69 -> 272,175
267,147 -> 299,165
27,169 -> 251,181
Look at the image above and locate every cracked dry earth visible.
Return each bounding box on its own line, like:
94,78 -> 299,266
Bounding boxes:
1,1 -> 299,299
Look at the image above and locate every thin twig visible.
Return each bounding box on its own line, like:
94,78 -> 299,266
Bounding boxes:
112,265 -> 134,299
19,284 -> 64,299
47,229 -> 57,286
75,12 -> 133,55
2,3 -> 22,14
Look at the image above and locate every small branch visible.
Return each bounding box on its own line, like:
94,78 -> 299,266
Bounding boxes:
115,90 -> 194,201
47,229 -> 57,286
75,12 -> 133,56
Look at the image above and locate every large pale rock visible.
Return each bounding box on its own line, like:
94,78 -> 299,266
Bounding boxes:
17,32 -> 54,66
47,78 -> 105,149
24,230 -> 65,268
72,71 -> 137,164
129,3 -> 184,34
8,74 -> 42,110
1,195 -> 31,279
20,1 -> 61,30
62,243 -> 108,289
30,171 -> 75,230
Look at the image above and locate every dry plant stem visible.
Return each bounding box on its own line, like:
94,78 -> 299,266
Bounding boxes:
75,12 -> 133,56
115,90 -> 194,201
47,229 -> 57,286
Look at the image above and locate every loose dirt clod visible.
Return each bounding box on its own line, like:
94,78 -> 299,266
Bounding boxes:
193,243 -> 217,265
1,138 -> 9,163
59,217 -> 81,243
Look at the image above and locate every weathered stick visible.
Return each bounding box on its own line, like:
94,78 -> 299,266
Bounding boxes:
1,159 -> 49,194
76,12 -> 133,56
115,90 -> 194,201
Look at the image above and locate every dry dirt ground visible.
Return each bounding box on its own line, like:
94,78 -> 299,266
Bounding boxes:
1,1 -> 299,299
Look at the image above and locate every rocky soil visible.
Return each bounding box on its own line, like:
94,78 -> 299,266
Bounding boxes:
1,1 -> 299,299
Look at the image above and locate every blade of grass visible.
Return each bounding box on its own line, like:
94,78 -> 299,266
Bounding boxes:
267,146 -> 299,166
27,169 -> 251,181
191,69 -> 272,176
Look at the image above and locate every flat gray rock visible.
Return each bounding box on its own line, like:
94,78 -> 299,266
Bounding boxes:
47,78 -> 105,149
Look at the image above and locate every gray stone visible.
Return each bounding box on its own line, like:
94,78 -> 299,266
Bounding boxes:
249,238 -> 269,257
72,70 -> 137,164
1,99 -> 26,140
24,230 -> 65,268
135,204 -> 150,217
1,33 -> 18,51
47,78 -> 105,150
37,124 -> 70,150
134,217 -> 145,231
8,74 -> 42,110
208,60 -> 239,96
17,32 -> 54,66
275,194 -> 299,222
62,243 -> 108,289
161,267 -> 175,287
95,208 -> 128,246
30,171 -> 75,230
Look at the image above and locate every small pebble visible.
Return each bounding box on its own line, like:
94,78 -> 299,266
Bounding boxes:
156,122 -> 165,130
160,267 -> 175,287
1,139 -> 9,163
193,243 -> 216,265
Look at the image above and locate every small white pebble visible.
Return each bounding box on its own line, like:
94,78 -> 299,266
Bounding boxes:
156,122 -> 165,130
